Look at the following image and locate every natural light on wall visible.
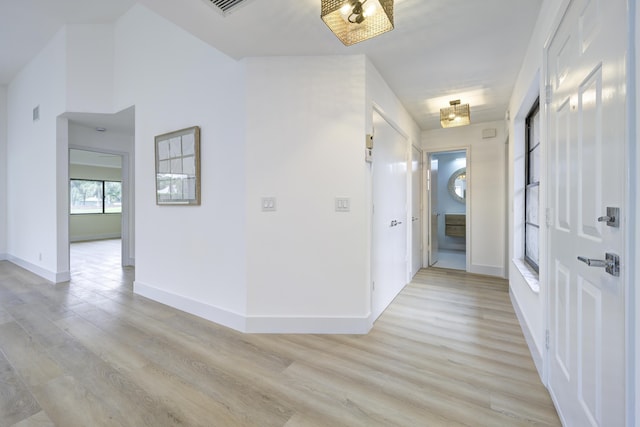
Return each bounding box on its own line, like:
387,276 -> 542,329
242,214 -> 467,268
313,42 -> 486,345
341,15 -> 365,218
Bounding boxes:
321,0 -> 394,46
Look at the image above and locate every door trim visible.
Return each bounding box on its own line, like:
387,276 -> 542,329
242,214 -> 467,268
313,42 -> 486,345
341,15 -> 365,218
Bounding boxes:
626,0 -> 638,424
68,144 -> 133,267
424,147 -> 471,271
369,103 -> 412,322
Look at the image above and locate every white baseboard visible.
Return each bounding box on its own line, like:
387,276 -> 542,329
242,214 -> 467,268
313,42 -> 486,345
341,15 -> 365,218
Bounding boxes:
134,280 -> 373,334
0,253 -> 7,261
510,287 -> 544,380
134,280 -> 247,332
469,263 -> 505,278
245,315 -> 372,334
70,233 -> 121,243
7,255 -> 70,283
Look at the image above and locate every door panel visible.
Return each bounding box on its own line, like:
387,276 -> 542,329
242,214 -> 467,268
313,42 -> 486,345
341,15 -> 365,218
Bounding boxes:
547,0 -> 626,425
578,66 -> 602,240
371,111 -> 407,321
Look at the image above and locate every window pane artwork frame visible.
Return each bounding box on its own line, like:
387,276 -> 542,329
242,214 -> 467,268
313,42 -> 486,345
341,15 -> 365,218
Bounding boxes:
155,126 -> 201,205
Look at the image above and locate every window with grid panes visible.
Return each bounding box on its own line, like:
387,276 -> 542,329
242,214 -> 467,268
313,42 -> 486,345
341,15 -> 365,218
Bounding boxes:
525,98 -> 540,272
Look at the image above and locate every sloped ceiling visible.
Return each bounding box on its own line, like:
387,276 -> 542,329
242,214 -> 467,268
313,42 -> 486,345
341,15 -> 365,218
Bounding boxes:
0,0 -> 542,130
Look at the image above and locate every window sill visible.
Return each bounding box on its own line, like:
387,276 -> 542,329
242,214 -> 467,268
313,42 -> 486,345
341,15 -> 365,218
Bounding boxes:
512,258 -> 540,293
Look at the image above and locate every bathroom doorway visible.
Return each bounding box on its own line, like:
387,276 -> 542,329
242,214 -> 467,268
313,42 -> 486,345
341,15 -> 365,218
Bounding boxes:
427,149 -> 467,271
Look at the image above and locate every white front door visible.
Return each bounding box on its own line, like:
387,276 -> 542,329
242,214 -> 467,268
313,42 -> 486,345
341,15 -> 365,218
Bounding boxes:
371,111 -> 408,321
547,0 -> 627,425
428,155 -> 439,266
411,145 -> 423,277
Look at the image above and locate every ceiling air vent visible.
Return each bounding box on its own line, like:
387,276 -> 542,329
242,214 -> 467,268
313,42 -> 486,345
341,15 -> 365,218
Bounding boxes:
203,0 -> 254,15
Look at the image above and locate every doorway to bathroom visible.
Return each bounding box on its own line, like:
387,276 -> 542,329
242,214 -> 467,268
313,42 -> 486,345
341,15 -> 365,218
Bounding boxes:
427,149 -> 467,271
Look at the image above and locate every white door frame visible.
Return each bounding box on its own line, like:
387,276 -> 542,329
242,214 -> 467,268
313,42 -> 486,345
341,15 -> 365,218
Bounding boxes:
627,2 -> 638,424
411,144 -> 423,277
370,104 -> 411,321
68,145 -> 133,267
424,147 -> 471,271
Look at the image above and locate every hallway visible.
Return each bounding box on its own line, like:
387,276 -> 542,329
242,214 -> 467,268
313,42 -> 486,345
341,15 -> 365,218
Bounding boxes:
0,240 -> 559,426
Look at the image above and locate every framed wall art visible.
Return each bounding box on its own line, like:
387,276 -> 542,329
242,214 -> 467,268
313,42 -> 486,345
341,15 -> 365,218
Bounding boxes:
155,126 -> 201,205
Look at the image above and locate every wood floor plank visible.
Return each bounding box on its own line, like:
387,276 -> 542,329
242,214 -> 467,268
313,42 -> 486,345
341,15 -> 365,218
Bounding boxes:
9,410 -> 55,427
33,375 -> 128,427
0,322 -> 63,389
54,314 -> 250,426
0,350 -> 41,427
0,240 -> 560,426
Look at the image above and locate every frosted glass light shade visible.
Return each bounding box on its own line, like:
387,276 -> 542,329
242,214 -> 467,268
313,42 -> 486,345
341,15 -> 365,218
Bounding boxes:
321,0 -> 394,46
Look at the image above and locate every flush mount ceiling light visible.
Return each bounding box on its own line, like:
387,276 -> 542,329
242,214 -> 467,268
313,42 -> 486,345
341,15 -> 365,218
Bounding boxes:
321,0 -> 394,46
440,100 -> 471,128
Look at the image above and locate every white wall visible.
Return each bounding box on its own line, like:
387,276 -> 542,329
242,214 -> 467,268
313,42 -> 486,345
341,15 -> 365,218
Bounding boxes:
66,25 -> 115,113
0,86 -> 6,259
7,29 -> 68,282
69,164 -> 122,242
244,55 -> 370,332
507,0 -> 565,377
4,3 -> 422,334
114,5 -> 248,327
422,121 -> 507,278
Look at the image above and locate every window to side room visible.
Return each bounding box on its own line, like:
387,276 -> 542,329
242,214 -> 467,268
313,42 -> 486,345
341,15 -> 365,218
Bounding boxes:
70,179 -> 122,214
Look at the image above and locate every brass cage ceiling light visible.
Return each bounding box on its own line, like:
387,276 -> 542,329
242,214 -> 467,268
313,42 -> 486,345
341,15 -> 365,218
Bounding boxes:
440,100 -> 471,128
321,0 -> 394,46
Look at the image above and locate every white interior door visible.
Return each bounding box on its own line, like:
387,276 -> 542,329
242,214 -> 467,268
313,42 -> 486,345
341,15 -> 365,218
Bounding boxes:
428,155 -> 439,266
371,111 -> 407,321
547,0 -> 627,425
411,145 -> 422,277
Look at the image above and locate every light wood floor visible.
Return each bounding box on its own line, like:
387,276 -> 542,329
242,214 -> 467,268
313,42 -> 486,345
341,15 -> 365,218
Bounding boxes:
0,239 -> 560,426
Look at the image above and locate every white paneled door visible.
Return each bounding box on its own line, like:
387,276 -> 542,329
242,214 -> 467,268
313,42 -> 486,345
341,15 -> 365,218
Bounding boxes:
547,0 -> 627,425
371,110 -> 407,321
411,145 -> 423,277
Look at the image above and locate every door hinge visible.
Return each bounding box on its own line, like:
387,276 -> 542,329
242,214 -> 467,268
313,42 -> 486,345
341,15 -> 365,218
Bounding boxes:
372,281 -> 375,291
545,84 -> 552,105
545,329 -> 550,350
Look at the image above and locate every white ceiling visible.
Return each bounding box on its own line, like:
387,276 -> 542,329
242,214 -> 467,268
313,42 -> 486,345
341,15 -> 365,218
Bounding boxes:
0,0 -> 542,130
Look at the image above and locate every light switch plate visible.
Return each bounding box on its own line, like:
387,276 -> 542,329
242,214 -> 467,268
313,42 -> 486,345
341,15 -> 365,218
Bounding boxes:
261,197 -> 276,212
335,197 -> 350,212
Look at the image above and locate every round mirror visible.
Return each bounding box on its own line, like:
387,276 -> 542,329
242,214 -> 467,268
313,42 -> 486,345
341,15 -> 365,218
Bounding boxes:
448,167 -> 466,203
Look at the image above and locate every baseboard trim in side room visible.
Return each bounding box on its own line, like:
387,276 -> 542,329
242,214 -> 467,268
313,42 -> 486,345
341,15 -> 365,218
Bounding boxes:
70,233 -> 121,243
